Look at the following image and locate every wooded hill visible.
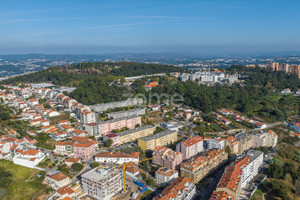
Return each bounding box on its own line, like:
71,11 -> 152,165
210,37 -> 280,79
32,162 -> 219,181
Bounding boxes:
2,62 -> 185,86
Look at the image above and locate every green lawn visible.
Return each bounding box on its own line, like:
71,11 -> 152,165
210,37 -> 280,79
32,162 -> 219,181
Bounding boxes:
0,160 -> 48,200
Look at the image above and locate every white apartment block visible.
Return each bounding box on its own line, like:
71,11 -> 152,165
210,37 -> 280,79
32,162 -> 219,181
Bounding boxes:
80,110 -> 96,124
84,122 -> 101,137
81,167 -> 122,200
263,130 -> 278,147
241,150 -> 263,188
208,137 -> 225,150
155,167 -> 179,185
252,130 -> 277,148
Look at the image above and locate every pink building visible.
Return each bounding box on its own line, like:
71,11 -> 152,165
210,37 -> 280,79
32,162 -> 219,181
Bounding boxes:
176,135 -> 203,159
74,141 -> 96,159
153,146 -> 183,170
99,116 -> 141,136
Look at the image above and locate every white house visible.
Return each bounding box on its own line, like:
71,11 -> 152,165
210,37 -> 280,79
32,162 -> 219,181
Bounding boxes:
46,172 -> 71,189
13,149 -> 45,169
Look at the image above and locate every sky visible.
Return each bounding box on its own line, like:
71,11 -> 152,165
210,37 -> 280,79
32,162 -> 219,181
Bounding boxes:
0,0 -> 300,55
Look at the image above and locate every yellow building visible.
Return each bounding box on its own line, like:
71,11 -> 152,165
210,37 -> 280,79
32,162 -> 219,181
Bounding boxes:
118,125 -> 155,145
138,130 -> 178,151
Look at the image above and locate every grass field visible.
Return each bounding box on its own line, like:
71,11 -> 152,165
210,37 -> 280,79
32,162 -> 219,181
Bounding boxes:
49,113 -> 70,124
0,160 -> 48,200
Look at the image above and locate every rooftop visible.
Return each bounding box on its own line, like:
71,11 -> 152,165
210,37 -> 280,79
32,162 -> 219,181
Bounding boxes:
95,151 -> 139,159
245,149 -> 263,161
155,167 -> 178,177
140,130 -> 176,141
82,166 -> 121,183
118,125 -> 154,137
48,172 -> 69,182
182,135 -> 203,147
154,177 -> 194,200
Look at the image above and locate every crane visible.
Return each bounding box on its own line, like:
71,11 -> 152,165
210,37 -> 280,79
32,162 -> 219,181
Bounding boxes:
120,156 -> 161,194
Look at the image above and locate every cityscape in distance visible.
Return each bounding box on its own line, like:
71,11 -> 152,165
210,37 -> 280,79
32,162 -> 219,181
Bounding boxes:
0,1 -> 299,200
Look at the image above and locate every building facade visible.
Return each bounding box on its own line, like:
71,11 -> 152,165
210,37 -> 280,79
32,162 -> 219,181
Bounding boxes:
81,167 -> 122,200
235,133 -> 253,155
95,152 -> 139,165
176,135 -> 203,159
118,125 -> 155,145
208,137 -> 224,150
152,146 -> 183,170
155,167 -> 179,186
138,130 -> 178,151
180,149 -> 228,183
80,111 -> 96,124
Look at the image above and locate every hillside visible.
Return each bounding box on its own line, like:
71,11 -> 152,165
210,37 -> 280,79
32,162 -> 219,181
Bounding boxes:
1,62 -> 184,86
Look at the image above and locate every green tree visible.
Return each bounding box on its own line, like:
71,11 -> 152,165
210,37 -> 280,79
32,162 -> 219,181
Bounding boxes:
91,162 -> 100,169
225,145 -> 232,156
0,166 -> 12,188
71,163 -> 84,172
104,139 -> 113,147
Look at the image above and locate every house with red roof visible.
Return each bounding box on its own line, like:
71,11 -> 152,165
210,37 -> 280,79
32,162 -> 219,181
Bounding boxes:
13,149 -> 45,168
46,172 -> 71,189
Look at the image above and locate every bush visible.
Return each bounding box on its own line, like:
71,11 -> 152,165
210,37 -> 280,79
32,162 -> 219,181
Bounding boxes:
71,163 -> 84,172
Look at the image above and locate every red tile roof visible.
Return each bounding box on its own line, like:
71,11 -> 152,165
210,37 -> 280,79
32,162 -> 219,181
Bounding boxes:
48,172 -> 69,182
154,177 -> 193,200
182,135 -> 203,147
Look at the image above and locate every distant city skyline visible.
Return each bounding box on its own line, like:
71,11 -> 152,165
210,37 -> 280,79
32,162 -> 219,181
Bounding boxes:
1,0 -> 300,54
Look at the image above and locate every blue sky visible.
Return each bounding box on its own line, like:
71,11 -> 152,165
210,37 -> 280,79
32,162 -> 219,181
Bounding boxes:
0,0 -> 300,54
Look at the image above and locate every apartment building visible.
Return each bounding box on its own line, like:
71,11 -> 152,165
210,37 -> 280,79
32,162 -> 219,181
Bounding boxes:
107,108 -> 145,119
54,141 -> 75,155
73,141 -> 96,159
155,167 -> 178,186
266,62 -> 300,78
80,111 -> 96,124
243,150 -> 263,187
95,152 -> 139,165
235,133 -> 253,155
176,135 -> 203,159
153,177 -> 196,200
224,136 -> 239,155
264,130 -> 278,147
98,116 -> 142,136
152,146 -> 183,170
252,132 -> 265,148
81,167 -> 122,200
180,149 -> 228,183
138,130 -> 178,151
213,150 -> 263,199
118,125 -> 155,145
210,191 -> 235,200
84,123 -> 101,137
208,137 -> 224,150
